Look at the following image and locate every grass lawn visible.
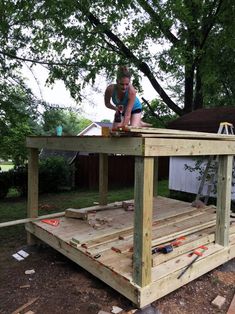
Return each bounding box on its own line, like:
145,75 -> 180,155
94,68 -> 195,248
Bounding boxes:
0,180 -> 169,242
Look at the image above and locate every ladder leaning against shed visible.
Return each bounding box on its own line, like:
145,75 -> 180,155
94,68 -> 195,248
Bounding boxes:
195,122 -> 234,204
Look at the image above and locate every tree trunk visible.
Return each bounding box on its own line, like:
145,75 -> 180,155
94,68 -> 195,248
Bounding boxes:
193,65 -> 203,110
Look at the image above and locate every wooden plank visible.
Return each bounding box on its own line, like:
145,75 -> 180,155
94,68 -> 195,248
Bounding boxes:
26,136 -> 144,156
99,153 -> 108,205
25,222 -> 139,305
0,212 -> 64,228
140,240 -> 235,308
126,126 -> 235,140
77,203 -> 209,248
153,157 -> 158,197
227,293 -> 235,314
11,297 -> 39,314
152,230 -> 215,267
216,155 -> 233,246
65,201 -> 123,218
133,157 -> 154,287
141,133 -> 235,140
111,216 -> 216,255
27,148 -> 39,245
152,241 -> 224,281
144,138 -> 235,156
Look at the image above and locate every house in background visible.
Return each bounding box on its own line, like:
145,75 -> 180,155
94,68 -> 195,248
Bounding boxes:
78,121 -> 112,136
167,107 -> 235,200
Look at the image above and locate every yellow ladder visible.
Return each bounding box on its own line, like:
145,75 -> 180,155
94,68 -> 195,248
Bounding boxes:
195,122 -> 234,204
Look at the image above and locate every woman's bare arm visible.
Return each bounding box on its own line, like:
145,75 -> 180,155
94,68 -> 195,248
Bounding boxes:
104,85 -> 117,111
122,85 -> 136,126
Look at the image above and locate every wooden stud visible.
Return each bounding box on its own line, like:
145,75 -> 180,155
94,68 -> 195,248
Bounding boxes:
133,156 -> 154,287
99,153 -> 108,205
215,155 -> 233,246
153,157 -> 158,197
27,148 -> 39,244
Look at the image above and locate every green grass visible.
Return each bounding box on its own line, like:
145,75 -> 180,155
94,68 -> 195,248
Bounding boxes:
0,180 -> 169,244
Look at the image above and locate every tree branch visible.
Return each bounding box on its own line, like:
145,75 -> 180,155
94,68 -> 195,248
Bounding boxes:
82,8 -> 183,115
0,50 -> 76,67
136,0 -> 178,44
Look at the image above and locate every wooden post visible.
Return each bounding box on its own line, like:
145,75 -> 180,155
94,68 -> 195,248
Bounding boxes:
99,153 -> 108,205
215,155 -> 233,246
27,148 -> 39,245
153,157 -> 158,197
133,156 -> 154,287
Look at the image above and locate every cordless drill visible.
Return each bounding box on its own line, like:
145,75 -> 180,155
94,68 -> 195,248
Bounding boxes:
114,105 -> 124,123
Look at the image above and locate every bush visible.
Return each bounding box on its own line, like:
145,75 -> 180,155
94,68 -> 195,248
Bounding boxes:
0,171 -> 11,199
2,157 -> 71,198
9,165 -> 28,196
39,157 -> 71,193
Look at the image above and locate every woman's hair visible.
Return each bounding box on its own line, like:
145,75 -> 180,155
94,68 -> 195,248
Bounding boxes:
116,65 -> 131,80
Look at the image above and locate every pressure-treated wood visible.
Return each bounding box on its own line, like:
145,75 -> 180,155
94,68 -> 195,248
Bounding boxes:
133,157 -> 154,286
99,153 -> 108,205
153,157 -> 158,197
26,136 -> 144,155
27,148 -> 39,244
24,129 -> 235,308
215,155 -> 233,246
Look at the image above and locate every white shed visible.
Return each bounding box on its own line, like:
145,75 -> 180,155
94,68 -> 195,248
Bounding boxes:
167,107 -> 235,201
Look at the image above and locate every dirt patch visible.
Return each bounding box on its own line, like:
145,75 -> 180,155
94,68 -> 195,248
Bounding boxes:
0,236 -> 234,314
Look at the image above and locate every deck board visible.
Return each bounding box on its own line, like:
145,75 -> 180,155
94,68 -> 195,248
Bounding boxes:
33,196 -> 216,257
27,196 -> 235,307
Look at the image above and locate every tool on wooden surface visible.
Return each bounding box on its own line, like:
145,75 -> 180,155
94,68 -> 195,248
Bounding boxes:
171,236 -> 186,247
114,105 -> 124,123
152,236 -> 186,255
41,219 -> 60,226
152,244 -> 173,255
177,245 -> 208,279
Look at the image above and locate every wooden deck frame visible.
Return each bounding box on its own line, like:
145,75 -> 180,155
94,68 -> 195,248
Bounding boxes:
25,131 -> 235,307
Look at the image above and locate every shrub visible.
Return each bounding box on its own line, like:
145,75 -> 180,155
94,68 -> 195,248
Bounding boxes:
4,157 -> 71,197
0,171 -> 11,199
39,157 -> 71,193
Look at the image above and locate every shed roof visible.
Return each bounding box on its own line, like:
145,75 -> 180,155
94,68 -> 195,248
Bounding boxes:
167,107 -> 235,133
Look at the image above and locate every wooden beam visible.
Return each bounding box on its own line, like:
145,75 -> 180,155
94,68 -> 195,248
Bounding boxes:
215,155 -> 233,246
153,157 -> 158,197
26,136 -> 144,156
133,156 -> 154,287
27,148 -> 39,244
144,138 -> 235,156
99,153 -> 108,205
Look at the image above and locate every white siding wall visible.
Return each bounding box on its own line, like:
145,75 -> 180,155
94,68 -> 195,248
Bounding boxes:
82,126 -> 101,136
169,157 -> 235,200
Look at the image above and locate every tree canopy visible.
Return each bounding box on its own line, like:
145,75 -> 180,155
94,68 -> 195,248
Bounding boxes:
1,0 -> 235,121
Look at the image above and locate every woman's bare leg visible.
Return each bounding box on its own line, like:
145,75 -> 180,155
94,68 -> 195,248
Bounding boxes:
130,112 -> 142,126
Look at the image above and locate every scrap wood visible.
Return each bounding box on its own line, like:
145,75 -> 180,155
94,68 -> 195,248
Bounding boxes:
11,297 -> 39,314
212,295 -> 226,310
65,202 -> 122,220
227,293 -> 235,314
122,201 -> 134,211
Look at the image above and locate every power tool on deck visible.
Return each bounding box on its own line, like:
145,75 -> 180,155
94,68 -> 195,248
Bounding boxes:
114,105 -> 124,123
